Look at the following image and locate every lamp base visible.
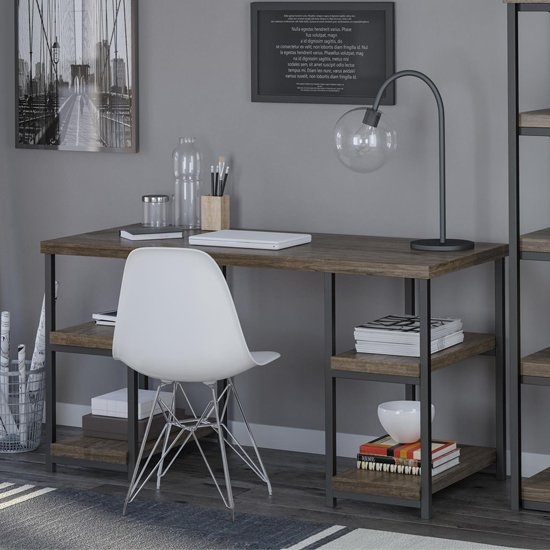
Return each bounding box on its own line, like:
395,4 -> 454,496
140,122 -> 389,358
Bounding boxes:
410,238 -> 474,252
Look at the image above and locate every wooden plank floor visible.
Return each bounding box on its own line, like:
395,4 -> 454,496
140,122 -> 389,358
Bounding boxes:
1,427 -> 550,549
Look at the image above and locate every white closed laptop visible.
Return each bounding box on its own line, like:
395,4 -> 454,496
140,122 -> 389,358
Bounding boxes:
188,229 -> 312,250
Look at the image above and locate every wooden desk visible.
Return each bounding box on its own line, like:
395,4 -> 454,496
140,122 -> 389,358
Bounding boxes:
41,225 -> 508,519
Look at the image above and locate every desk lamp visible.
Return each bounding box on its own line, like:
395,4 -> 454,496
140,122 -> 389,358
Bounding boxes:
334,69 -> 474,252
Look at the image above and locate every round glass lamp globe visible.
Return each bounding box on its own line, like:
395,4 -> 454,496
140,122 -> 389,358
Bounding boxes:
334,107 -> 396,173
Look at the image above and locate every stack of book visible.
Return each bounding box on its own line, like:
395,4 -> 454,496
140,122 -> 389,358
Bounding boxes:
356,434 -> 460,476
92,310 -> 117,327
354,314 -> 464,357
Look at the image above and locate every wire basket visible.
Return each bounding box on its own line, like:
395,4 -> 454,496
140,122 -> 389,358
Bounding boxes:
0,361 -> 45,453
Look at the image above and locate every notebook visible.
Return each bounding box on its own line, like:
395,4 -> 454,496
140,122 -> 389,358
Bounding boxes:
188,230 -> 312,250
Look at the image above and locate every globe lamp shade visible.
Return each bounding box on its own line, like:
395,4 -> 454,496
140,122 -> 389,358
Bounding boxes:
334,107 -> 396,173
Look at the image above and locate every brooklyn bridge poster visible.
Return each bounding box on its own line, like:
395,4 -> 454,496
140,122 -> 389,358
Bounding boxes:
16,0 -> 137,152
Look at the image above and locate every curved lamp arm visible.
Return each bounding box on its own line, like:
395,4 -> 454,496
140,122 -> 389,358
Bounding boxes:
364,70 -> 448,247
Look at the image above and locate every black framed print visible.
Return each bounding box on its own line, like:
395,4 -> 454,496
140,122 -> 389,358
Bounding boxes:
15,0 -> 138,152
251,2 -> 395,105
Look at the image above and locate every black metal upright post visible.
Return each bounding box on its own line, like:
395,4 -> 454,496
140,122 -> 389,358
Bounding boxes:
495,258 -> 507,481
405,278 -> 416,401
45,254 -> 56,472
419,279 -> 432,519
324,273 -> 336,507
507,2 -> 521,511
127,368 -> 139,479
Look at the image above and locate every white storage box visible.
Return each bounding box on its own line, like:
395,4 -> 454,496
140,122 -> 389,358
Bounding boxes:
91,388 -> 172,420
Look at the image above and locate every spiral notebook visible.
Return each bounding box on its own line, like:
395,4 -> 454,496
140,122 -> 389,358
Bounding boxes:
188,230 -> 312,250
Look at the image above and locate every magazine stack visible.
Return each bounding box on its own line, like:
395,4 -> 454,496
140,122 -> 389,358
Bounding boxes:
354,314 -> 463,357
356,435 -> 460,476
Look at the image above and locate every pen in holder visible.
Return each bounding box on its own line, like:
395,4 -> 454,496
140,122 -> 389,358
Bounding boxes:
201,195 -> 230,230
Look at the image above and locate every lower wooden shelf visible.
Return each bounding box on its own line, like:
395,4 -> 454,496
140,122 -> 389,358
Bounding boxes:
51,424 -> 211,466
522,468 -> 550,504
51,435 -> 134,465
331,445 -> 495,501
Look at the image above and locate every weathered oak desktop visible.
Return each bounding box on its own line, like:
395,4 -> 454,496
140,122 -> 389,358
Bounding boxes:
40,224 -> 508,519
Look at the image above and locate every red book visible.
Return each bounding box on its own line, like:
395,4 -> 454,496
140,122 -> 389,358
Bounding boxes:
359,435 -> 400,456
359,435 -> 457,460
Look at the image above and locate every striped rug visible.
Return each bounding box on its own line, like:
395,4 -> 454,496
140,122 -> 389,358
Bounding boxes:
0,481 -> 56,510
0,481 -> 515,549
286,525 -> 513,549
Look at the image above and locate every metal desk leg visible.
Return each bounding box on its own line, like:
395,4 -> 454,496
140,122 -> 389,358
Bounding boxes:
405,278 -> 416,401
419,279 -> 433,519
45,254 -> 56,472
127,368 -> 139,479
495,258 -> 506,481
324,273 -> 336,507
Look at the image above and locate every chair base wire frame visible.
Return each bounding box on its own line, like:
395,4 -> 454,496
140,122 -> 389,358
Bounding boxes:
122,378 -> 272,517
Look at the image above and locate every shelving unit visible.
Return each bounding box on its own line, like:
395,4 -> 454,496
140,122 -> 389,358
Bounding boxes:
41,226 -> 507,518
508,0 -> 550,511
328,322 -> 505,517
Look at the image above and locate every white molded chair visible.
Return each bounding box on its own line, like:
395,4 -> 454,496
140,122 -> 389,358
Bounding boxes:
112,247 -> 280,516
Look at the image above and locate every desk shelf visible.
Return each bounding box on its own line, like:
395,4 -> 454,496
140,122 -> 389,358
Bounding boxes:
331,333 -> 496,379
332,446 -> 496,503
51,426 -> 210,470
50,322 -> 113,351
51,435 -> 135,466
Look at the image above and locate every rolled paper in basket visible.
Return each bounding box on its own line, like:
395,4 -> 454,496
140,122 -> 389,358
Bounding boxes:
0,312 -> 17,436
28,283 -> 57,399
18,346 -> 27,445
28,296 -> 45,398
0,311 -> 9,377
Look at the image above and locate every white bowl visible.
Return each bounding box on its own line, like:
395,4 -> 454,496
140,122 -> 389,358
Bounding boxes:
377,401 -> 435,444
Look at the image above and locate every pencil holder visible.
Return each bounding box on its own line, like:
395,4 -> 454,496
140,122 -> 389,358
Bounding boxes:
201,195 -> 230,231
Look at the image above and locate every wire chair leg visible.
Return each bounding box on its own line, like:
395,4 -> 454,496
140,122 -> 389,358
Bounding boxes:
210,383 -> 234,515
229,378 -> 272,495
123,386 -> 163,515
156,384 -> 177,490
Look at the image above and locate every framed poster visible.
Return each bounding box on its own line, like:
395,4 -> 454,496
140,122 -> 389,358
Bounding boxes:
15,0 -> 138,152
251,2 -> 394,105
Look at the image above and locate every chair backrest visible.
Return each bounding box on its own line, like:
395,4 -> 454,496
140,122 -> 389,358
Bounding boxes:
112,247 -> 256,383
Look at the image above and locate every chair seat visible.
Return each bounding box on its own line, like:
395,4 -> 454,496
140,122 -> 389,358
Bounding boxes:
251,351 -> 281,366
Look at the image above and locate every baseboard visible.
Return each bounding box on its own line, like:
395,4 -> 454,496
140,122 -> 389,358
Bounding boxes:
56,403 -> 550,477
519,451 -> 550,478
56,402 -> 91,428
228,420 -> 368,458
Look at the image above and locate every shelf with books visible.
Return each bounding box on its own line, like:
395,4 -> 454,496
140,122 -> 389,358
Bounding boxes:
333,445 -> 496,502
331,332 -> 496,379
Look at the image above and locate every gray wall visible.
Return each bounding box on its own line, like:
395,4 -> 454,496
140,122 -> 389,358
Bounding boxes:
2,0 -> 548,458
